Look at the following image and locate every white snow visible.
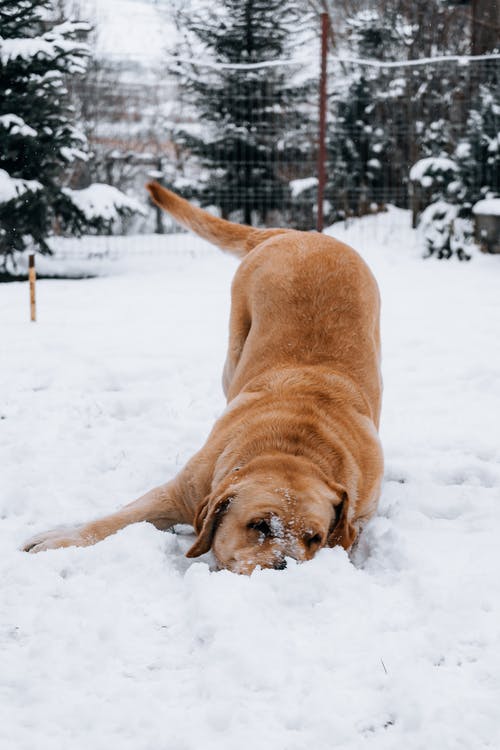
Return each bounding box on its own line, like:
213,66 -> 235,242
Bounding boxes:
455,141 -> 471,160
0,23 -> 89,70
289,176 -> 318,197
64,183 -> 146,222
409,156 -> 458,184
1,209 -> 500,749
420,174 -> 433,188
0,168 -> 42,204
60,146 -> 89,163
0,37 -> 62,63
0,114 -> 37,138
473,198 -> 500,216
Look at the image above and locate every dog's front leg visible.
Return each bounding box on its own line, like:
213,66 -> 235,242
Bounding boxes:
22,480 -> 193,554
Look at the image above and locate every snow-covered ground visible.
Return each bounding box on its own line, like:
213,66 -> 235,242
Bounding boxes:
1,209 -> 500,749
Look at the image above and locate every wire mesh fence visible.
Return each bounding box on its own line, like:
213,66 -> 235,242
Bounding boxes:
68,22 -> 499,253
323,55 -> 499,224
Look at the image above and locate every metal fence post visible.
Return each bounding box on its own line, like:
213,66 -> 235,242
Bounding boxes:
316,12 -> 329,233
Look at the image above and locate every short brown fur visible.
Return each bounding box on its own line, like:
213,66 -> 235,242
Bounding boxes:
23,183 -> 383,573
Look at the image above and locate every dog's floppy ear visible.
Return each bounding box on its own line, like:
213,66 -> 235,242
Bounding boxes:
185,492 -> 233,558
327,485 -> 357,550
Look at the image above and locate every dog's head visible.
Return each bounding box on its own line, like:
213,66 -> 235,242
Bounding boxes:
186,455 -> 355,574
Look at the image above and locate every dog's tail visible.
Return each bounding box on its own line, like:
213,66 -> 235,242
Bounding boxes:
146,181 -> 289,259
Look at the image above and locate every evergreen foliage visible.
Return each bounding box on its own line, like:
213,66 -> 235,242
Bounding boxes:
459,83 -> 500,205
325,2 -> 499,260
325,10 -> 404,221
0,0 -> 141,266
412,75 -> 500,259
171,0 -> 315,226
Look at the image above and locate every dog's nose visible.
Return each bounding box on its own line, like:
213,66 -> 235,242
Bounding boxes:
273,559 -> 287,570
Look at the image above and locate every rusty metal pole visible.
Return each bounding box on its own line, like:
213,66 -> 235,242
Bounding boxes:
316,12 -> 329,233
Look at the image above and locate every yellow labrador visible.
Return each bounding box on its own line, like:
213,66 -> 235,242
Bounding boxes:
23,184 -> 383,573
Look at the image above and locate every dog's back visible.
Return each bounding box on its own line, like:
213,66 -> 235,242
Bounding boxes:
228,231 -> 382,425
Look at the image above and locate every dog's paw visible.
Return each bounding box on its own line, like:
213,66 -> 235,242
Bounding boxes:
22,524 -> 90,553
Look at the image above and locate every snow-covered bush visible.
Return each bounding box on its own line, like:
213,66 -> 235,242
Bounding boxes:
411,82 -> 500,260
417,200 -> 473,260
64,184 -> 146,230
409,156 -> 459,195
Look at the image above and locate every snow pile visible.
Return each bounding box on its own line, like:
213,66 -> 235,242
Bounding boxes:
1,211 -> 500,749
473,197 -> 500,216
0,168 -> 42,204
64,183 -> 146,223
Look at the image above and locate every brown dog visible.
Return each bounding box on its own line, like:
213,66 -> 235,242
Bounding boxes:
23,183 -> 383,573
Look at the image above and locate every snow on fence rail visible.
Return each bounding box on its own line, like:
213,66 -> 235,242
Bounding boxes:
156,53 -> 498,232
166,52 -> 500,71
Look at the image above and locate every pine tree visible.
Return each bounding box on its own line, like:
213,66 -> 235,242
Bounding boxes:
171,0 -> 314,226
411,74 -> 500,259
325,10 -> 405,220
324,2 -> 477,224
0,0 -> 141,267
457,81 -> 500,206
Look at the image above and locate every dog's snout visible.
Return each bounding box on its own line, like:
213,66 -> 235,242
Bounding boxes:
273,559 -> 287,570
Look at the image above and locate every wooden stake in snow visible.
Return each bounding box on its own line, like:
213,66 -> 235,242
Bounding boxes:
29,254 -> 36,322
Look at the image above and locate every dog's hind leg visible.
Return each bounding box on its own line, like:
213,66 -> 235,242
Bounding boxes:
222,280 -> 251,400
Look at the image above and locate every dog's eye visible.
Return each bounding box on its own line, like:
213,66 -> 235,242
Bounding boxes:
304,533 -> 323,548
248,519 -> 271,536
